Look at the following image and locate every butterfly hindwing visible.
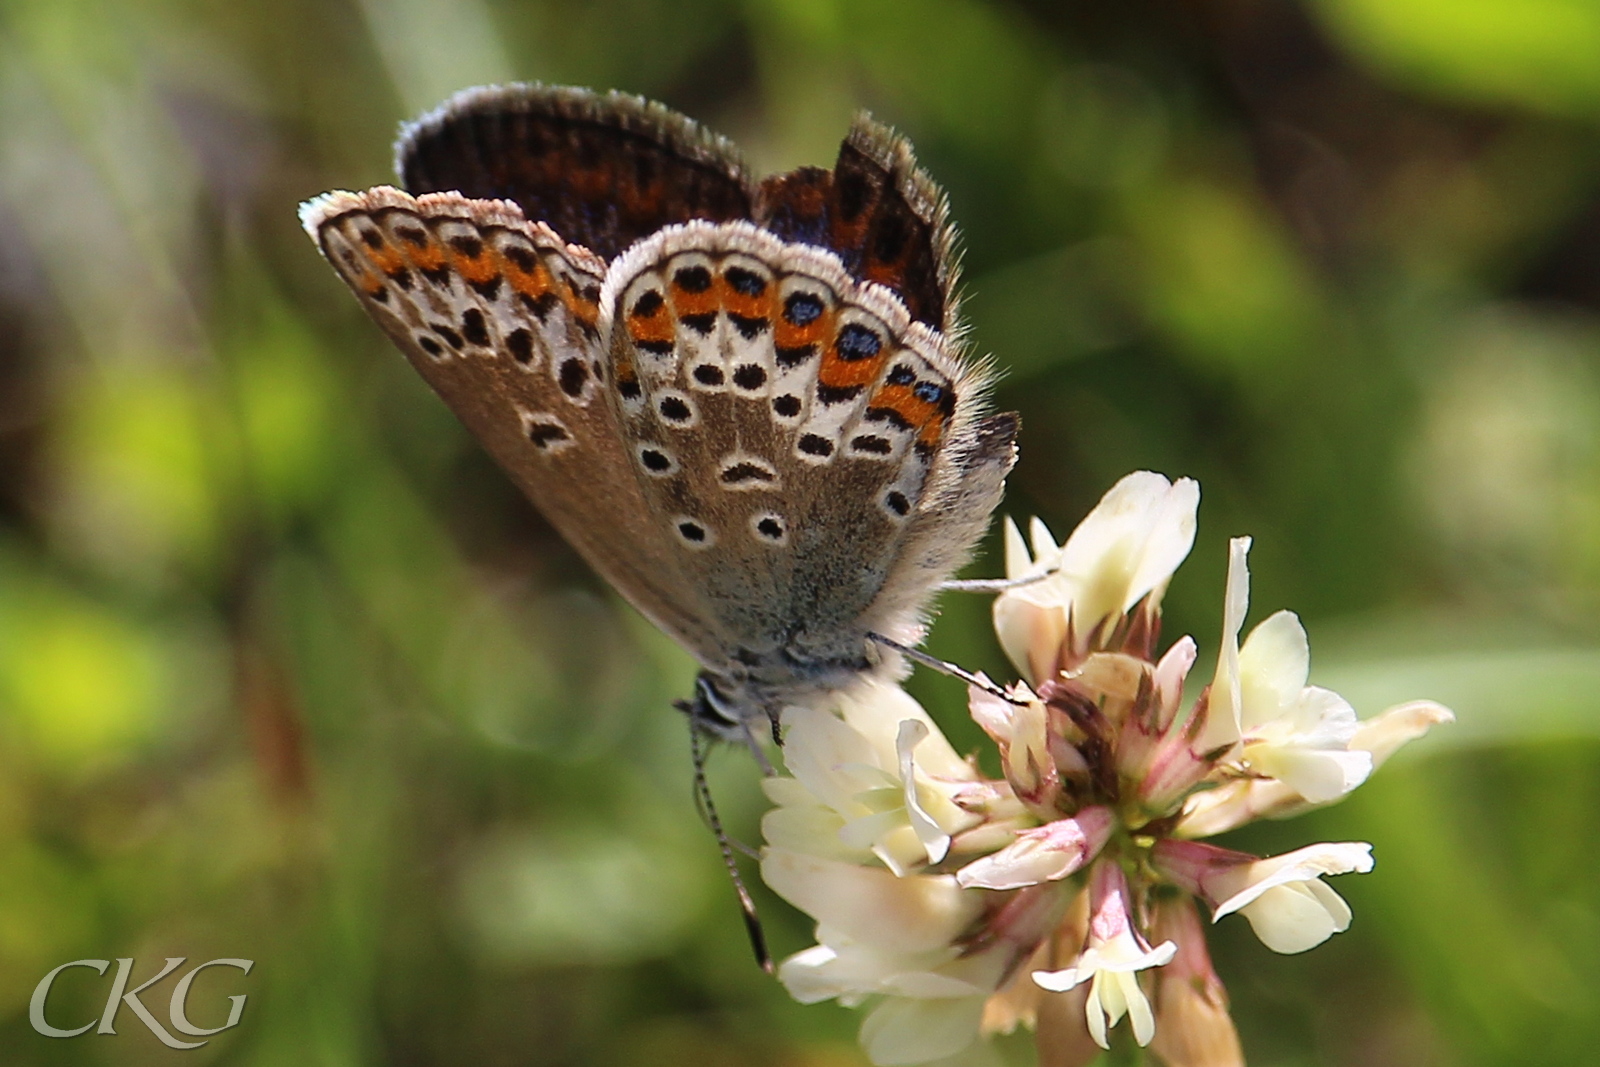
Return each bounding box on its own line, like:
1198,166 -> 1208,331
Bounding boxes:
601,220 -> 992,667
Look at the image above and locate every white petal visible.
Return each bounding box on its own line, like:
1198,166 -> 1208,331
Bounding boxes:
1123,970 -> 1158,1046
967,685 -> 1016,741
1153,635 -> 1198,713
781,706 -> 882,812
840,808 -> 911,850
1236,609 -> 1309,730
1211,842 -> 1374,920
762,776 -> 819,807
1050,472 -> 1197,632
1084,978 -> 1112,1049
1351,700 -> 1455,766
1031,966 -> 1090,993
1029,515 -> 1061,565
1248,743 -> 1372,804
761,803 -> 873,862
1198,537 -> 1251,750
955,808 -> 1113,890
1092,971 -> 1130,1047
761,849 -> 984,953
1003,515 -> 1032,580
897,720 -> 952,864
1124,476 -> 1200,614
841,683 -> 971,780
859,995 -> 986,1066
1283,686 -> 1361,743
777,941 -> 972,1004
776,945 -> 849,1003
1239,881 -> 1352,954
955,839 -> 1069,891
1222,535 -> 1252,640
993,595 -> 1065,686
871,825 -> 932,878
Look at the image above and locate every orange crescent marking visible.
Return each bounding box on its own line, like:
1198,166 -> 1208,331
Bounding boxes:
505,250 -> 552,301
818,326 -> 889,389
450,241 -> 501,286
403,233 -> 446,273
773,308 -> 833,352
720,276 -> 774,322
627,306 -> 676,347
564,277 -> 600,332
868,382 -> 938,429
670,280 -> 719,318
365,242 -> 407,276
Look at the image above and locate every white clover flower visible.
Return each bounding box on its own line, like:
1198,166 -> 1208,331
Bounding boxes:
770,682 -> 984,875
1032,860 -> 1177,1048
995,472 -> 1199,682
1152,839 -> 1374,953
761,471 -> 1451,1067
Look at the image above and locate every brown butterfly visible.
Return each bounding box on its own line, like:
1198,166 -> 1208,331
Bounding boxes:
302,83 -> 1017,745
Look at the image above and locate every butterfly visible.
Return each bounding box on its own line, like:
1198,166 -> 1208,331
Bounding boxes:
300,84 -> 1017,750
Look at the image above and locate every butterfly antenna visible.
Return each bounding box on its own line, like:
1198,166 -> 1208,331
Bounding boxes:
868,631 -> 1028,706
687,719 -> 774,975
939,566 -> 1058,593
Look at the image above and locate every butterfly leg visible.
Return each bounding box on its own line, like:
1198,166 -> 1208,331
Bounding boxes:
867,631 -> 1029,705
938,567 -> 1058,594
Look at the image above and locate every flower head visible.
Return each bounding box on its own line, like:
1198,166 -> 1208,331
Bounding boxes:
761,472 -> 1452,1064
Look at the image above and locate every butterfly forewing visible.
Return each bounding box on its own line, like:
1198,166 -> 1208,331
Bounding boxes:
301,187 -> 726,658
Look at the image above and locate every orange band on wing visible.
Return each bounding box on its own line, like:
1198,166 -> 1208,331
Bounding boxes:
720,273 -> 775,323
817,323 -> 889,390
773,309 -> 833,352
448,235 -> 501,287
626,296 -> 675,347
503,246 -> 554,303
868,382 -> 938,429
564,277 -> 601,334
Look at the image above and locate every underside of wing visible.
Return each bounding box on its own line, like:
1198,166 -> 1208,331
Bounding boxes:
598,220 -> 997,670
300,186 -> 726,660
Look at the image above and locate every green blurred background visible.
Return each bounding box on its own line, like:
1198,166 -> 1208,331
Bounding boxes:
1,0 -> 1598,1063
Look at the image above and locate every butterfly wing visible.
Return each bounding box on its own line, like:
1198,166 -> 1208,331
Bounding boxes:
398,83 -> 756,261
305,88 -> 1016,700
300,187 -> 728,660
600,219 -> 1010,674
757,113 -> 960,334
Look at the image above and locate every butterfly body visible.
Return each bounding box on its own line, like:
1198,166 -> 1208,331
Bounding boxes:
302,85 -> 1016,740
